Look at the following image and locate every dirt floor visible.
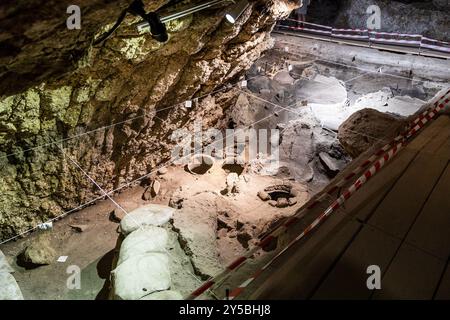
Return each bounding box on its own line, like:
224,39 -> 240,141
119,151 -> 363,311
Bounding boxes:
0,159 -> 310,299
2,35 -> 447,300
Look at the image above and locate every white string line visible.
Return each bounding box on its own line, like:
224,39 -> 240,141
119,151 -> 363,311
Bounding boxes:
0,73 -> 263,162
59,104 -> 287,301
57,145 -> 129,215
59,146 -> 221,299
257,56 -> 427,145
258,58 -> 333,86
344,72 -> 371,83
0,55 -> 317,244
1,43 -> 420,244
0,96 -> 285,245
59,140 -> 221,299
238,88 -> 394,145
1,37 -> 418,163
273,40 -> 437,84
0,51 -> 301,245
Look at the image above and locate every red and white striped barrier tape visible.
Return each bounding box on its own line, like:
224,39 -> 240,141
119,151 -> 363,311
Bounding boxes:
186,89 -> 450,300
226,90 -> 450,299
277,19 -> 450,53
228,142 -> 404,299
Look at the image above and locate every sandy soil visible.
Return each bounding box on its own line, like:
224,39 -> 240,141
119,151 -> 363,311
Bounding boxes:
0,160 -> 309,299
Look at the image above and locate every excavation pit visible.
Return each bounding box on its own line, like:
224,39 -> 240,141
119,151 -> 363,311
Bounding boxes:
186,155 -> 214,175
221,163 -> 245,176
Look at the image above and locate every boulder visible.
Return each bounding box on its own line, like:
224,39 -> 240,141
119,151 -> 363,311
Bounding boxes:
20,237 -> 56,266
288,198 -> 297,206
120,204 -> 174,235
268,200 -> 277,207
117,226 -> 168,265
151,180 -> 161,197
143,179 -> 161,200
112,253 -> 171,300
338,108 -> 407,158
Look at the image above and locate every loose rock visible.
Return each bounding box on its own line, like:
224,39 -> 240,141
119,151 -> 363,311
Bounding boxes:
257,191 -> 271,201
70,224 -> 88,232
120,204 -> 174,235
226,173 -> 239,194
157,167 -> 168,175
110,209 -> 126,222
319,152 -> 341,177
268,200 -> 277,207
276,198 -> 289,208
151,180 -> 161,197
20,237 -> 56,266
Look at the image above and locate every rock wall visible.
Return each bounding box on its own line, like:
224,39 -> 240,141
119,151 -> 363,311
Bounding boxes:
0,0 -> 297,240
306,0 -> 450,41
335,0 -> 450,41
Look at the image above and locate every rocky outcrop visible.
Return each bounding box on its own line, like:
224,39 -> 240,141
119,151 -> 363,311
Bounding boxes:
335,0 -> 450,41
338,108 -> 407,158
0,0 -> 297,240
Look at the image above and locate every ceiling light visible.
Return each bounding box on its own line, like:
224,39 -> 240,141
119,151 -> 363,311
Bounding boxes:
225,0 -> 250,24
136,0 -> 232,33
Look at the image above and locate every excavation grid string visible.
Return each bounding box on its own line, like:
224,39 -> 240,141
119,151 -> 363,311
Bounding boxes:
0,73 -> 262,162
0,96 -> 285,245
273,39 -> 440,84
0,84 -> 421,244
1,41 -> 433,245
59,141 -> 221,299
45,104 -> 289,300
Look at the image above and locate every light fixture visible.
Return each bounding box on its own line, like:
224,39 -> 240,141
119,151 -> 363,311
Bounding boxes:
225,0 -> 250,24
94,0 -> 168,44
97,0 -> 250,45
136,0 -> 233,33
